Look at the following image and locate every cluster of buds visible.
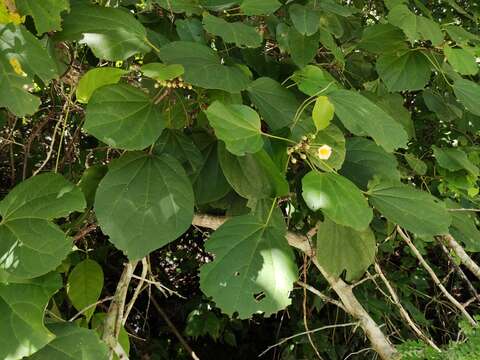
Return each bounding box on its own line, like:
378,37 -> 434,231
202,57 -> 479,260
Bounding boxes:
287,134 -> 332,164
154,77 -> 193,90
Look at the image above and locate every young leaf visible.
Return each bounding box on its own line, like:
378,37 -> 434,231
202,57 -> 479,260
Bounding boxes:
302,171 -> 373,231
202,13 -> 262,48
27,322 -> 109,360
404,153 -> 427,175
159,41 -> 250,93
140,63 -> 185,81
328,89 -> 408,152
56,3 -> 150,61
291,65 -> 338,96
0,273 -> 61,360
247,77 -> 299,130
76,68 -> 127,104
67,259 -> 104,321
94,152 -> 194,260
200,213 -> 297,318
368,179 -> 451,236
84,84 -> 165,150
317,218 -> 376,281
312,96 -> 335,131
204,101 -> 263,156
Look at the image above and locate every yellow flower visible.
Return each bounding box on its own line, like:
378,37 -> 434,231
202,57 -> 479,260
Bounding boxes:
317,145 -> 332,160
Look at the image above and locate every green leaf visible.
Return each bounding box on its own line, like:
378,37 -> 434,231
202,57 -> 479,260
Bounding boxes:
0,173 -> 86,220
404,153 -> 427,175
176,18 -> 205,43
316,218 -> 376,281
84,84 -> 165,150
240,0 -> 281,15
200,213 -> 297,318
67,259 -> 104,321
340,137 -> 400,189
16,0 -> 69,34
328,89 -> 408,152
27,322 -> 109,360
76,67 -> 127,104
193,142 -> 231,204
204,100 -> 263,156
289,4 -> 320,36
359,23 -> 408,54
94,152 -> 194,260
453,79 -> 480,116
444,45 -> 478,75
56,3 -> 150,61
202,13 -> 262,48
432,146 -> 479,176
159,41 -> 250,93
154,129 -> 203,176
302,171 -> 372,231
141,63 -> 185,81
0,273 -> 61,360
368,179 -> 451,236
0,219 -> 72,279
153,0 -> 202,15
78,165 -> 108,208
445,199 -> 480,252
91,313 -> 129,360
219,145 -> 288,199
284,26 -> 318,68
376,50 -> 431,91
246,77 -> 299,130
312,96 -> 335,131
291,65 -> 338,96
388,5 -> 443,46
319,31 -> 344,66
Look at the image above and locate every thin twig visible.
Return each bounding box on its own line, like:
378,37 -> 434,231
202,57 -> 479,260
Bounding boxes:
397,227 -> 477,327
150,296 -> 200,360
69,296 -> 114,322
123,258 -> 148,325
258,322 -> 358,357
296,281 -> 346,311
374,262 -> 441,352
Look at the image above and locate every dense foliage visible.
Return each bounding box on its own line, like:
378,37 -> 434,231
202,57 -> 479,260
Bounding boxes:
0,0 -> 480,359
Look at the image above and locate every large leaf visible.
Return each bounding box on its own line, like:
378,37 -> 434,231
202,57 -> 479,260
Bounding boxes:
153,0 -> 202,15
56,3 -> 150,61
159,41 -> 250,93
204,101 -> 263,155
16,0 -> 69,34
84,84 -> 165,150
328,89 -> 408,152
340,137 -> 401,189
302,171 -> 372,231
287,27 -> 318,68
359,23 -> 407,54
67,259 -> 104,321
202,13 -> 262,48
388,4 -> 443,46
200,213 -> 297,318
376,50 -> 431,91
453,79 -> 480,116
240,0 -> 281,15
444,45 -> 478,75
0,273 -> 61,360
76,67 -> 127,103
316,218 -> 376,281
219,145 -> 288,199
432,146 -> 479,176
246,77 -> 299,130
368,179 -> 451,236
193,142 -> 231,204
289,4 -> 320,36
94,152 -> 194,260
27,322 -> 109,360
0,173 -> 86,220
